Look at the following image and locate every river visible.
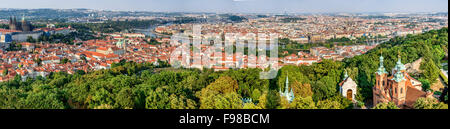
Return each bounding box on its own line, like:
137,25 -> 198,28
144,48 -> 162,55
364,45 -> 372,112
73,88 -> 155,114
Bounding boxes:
133,23 -> 174,38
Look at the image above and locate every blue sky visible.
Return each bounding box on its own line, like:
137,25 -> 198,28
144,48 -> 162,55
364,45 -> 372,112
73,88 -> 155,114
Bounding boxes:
0,0 -> 447,13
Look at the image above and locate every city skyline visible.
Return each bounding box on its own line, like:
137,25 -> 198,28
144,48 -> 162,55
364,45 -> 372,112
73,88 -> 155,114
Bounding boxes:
0,0 -> 448,13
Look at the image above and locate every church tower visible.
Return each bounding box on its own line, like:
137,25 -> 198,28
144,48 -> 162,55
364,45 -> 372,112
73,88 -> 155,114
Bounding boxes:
390,53 -> 407,107
8,16 -> 12,27
21,14 -> 31,32
9,16 -> 18,31
373,51 -> 388,106
372,51 -> 425,108
280,74 -> 295,103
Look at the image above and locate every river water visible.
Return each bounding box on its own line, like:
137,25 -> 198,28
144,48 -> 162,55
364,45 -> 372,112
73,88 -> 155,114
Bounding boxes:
134,23 -> 174,38
134,27 -> 157,38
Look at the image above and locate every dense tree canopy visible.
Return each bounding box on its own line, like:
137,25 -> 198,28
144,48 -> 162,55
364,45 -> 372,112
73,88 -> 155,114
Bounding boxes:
413,97 -> 448,109
372,102 -> 400,109
0,28 -> 447,109
198,76 -> 242,109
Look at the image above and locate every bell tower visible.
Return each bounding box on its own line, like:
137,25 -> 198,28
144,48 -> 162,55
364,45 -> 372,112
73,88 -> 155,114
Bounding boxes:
391,52 -> 407,107
373,51 -> 388,106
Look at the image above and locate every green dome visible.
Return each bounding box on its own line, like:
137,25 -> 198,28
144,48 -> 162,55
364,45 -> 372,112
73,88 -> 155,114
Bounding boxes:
392,71 -> 406,82
376,55 -> 387,75
395,58 -> 406,71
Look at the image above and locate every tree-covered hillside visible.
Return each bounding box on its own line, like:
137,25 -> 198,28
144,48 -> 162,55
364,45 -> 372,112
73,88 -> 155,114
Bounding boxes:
0,28 -> 448,109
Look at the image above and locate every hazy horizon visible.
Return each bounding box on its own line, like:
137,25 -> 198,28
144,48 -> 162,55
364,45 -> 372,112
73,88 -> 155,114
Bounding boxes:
0,0 -> 448,13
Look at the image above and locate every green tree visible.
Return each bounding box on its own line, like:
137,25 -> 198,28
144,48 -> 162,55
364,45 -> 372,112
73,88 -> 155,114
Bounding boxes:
293,81 -> 313,98
413,97 -> 448,109
373,102 -> 400,109
22,90 -> 65,109
312,76 -> 338,101
34,58 -> 42,66
2,69 -> 8,76
316,99 -> 342,109
256,93 -> 267,109
60,58 -> 70,64
198,76 -> 242,109
213,92 -> 243,109
251,89 -> 262,102
26,36 -> 36,43
115,87 -> 135,109
419,78 -> 431,92
420,58 -> 440,84
290,96 -> 316,109
145,87 -> 170,109
89,88 -> 114,109
265,90 -> 281,109
169,94 -> 197,109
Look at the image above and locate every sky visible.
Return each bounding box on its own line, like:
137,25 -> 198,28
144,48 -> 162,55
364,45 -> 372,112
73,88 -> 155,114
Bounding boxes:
0,0 -> 447,13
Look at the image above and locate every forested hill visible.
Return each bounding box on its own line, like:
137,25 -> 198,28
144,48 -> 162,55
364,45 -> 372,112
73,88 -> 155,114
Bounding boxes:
343,27 -> 448,102
0,28 -> 448,109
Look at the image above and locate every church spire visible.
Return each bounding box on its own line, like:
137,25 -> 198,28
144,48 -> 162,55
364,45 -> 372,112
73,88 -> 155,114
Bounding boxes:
392,51 -> 406,82
280,73 -> 294,103
394,50 -> 406,72
380,50 -> 384,67
376,50 -> 387,75
284,74 -> 289,95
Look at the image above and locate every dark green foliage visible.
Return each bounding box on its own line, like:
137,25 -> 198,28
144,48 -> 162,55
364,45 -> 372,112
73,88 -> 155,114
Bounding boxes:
0,24 -> 9,29
419,79 -> 431,92
26,36 -> 36,43
38,32 -> 97,45
265,90 -> 281,109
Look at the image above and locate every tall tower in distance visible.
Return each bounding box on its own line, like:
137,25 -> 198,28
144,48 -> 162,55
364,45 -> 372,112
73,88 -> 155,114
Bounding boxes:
9,16 -> 18,31
8,15 -> 33,32
21,14 -> 31,32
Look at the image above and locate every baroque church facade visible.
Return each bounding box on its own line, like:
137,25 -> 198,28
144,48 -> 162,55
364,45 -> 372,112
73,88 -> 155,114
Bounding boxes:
372,53 -> 430,108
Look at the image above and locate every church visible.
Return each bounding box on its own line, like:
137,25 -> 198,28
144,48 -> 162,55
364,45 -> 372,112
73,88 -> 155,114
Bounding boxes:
339,71 -> 357,102
0,15 -> 43,42
280,75 -> 295,103
372,52 -> 431,109
9,15 -> 34,32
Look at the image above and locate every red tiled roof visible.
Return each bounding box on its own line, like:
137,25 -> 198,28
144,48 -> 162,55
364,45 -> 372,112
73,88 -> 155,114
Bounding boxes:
0,28 -> 21,33
405,86 -> 427,108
